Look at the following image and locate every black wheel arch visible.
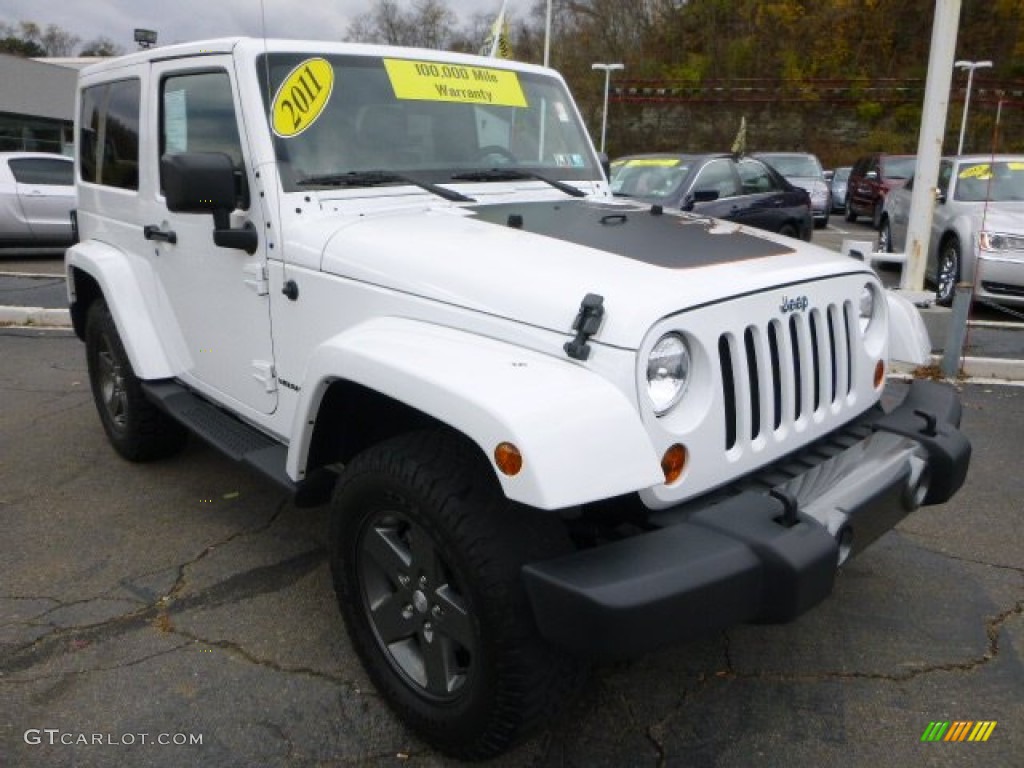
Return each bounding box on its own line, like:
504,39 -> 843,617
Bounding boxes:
69,267 -> 103,341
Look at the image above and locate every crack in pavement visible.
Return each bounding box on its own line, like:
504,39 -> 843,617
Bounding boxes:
1,499 -> 332,683
902,534 -> 1024,574
165,625 -> 366,691
0,547 -> 327,679
718,600 -> 1022,684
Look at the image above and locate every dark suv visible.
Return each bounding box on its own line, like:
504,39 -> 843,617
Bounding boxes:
845,153 -> 916,228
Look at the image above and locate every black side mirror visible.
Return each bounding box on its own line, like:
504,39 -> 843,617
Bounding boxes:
162,152 -> 238,213
161,152 -> 257,254
598,152 -> 611,181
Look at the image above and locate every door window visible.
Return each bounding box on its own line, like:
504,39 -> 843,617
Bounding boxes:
8,157 -> 73,186
692,159 -> 741,199
160,70 -> 247,206
737,159 -> 780,193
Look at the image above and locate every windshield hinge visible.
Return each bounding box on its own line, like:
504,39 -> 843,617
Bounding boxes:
243,262 -> 269,295
252,360 -> 277,393
564,293 -> 605,361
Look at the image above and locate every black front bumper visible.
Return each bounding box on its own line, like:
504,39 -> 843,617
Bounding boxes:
522,380 -> 971,659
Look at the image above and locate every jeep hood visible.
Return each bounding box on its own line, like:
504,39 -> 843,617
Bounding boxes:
316,198 -> 870,349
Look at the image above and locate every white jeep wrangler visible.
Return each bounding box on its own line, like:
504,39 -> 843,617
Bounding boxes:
66,38 -> 971,759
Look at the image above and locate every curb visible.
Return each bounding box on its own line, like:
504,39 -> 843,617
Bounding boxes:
891,355 -> 1024,383
0,306 -> 72,328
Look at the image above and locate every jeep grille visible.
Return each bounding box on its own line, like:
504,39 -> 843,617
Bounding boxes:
718,303 -> 854,451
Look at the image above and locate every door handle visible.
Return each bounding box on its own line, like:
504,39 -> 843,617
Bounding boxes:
144,225 -> 177,244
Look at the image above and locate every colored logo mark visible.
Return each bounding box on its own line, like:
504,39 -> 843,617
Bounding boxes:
921,721 -> 997,742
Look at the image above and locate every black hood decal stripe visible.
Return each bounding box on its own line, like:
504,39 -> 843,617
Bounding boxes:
468,200 -> 794,269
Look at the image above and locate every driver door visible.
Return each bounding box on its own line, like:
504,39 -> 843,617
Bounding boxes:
144,59 -> 277,415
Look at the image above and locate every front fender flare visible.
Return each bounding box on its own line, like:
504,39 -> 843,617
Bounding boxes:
66,241 -> 177,380
288,317 -> 663,510
885,290 -> 931,365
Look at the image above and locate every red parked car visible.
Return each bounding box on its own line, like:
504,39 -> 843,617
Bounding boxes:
845,153 -> 916,228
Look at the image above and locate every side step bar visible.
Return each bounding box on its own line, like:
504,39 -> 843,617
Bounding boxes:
141,380 -> 334,507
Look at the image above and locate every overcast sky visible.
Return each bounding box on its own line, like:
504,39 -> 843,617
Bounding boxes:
0,0 -> 495,52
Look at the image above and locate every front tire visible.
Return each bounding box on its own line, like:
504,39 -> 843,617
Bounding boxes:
329,431 -> 583,760
84,300 -> 187,461
878,217 -> 892,253
935,238 -> 961,307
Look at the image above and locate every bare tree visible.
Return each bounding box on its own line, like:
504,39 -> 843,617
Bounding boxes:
80,36 -> 125,57
346,0 -> 458,49
40,23 -> 80,56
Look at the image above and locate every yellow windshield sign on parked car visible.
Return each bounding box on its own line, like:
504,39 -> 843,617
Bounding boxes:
272,58 -> 334,138
384,59 -> 527,107
624,158 -> 682,168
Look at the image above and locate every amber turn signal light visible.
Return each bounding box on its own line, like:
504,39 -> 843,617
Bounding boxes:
494,442 -> 523,476
661,444 -> 688,484
874,359 -> 886,389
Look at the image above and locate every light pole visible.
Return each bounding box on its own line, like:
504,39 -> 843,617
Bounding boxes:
955,59 -> 992,155
592,62 -> 624,155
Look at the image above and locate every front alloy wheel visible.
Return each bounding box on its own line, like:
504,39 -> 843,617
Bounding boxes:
936,238 -> 961,307
356,511 -> 475,700
878,218 -> 892,253
330,431 -> 584,760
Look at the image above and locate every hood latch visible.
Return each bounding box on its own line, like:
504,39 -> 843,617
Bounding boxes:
564,293 -> 605,361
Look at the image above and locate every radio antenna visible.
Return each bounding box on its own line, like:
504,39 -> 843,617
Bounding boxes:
259,0 -> 288,284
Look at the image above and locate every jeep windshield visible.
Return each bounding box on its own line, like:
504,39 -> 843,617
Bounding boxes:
258,53 -> 601,193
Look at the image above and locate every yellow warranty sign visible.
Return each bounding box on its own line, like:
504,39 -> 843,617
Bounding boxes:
625,158 -> 681,168
272,58 -> 334,138
384,59 -> 527,107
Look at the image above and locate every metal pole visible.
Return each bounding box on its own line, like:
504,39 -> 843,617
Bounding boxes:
954,60 -> 992,155
956,66 -> 975,155
901,0 -> 962,293
941,283 -> 973,378
543,0 -> 552,67
600,69 -> 611,153
591,63 -> 623,155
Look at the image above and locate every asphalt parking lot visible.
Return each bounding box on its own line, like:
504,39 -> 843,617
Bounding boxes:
1,323 -> 1021,767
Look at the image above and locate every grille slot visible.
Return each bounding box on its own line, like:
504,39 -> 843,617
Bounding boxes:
720,302 -> 852,452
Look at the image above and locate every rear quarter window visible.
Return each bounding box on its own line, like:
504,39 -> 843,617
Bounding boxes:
79,78 -> 141,190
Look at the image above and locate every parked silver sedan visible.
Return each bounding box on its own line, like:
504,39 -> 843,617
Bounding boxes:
753,152 -> 831,228
0,152 -> 75,248
879,155 -> 1024,307
829,166 -> 851,211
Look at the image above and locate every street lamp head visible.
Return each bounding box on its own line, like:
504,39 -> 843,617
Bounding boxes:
955,60 -> 993,70
591,62 -> 625,72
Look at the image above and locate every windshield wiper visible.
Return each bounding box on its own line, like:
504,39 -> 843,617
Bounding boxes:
297,171 -> 475,203
450,169 -> 586,198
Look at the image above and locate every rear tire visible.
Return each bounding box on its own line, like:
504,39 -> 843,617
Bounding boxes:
778,222 -> 799,239
329,430 -> 585,760
84,300 -> 188,461
845,204 -> 857,223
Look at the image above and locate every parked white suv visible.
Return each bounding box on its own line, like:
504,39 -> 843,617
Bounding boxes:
66,38 -> 971,759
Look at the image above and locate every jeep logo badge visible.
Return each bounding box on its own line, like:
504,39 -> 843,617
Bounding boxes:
780,295 -> 809,314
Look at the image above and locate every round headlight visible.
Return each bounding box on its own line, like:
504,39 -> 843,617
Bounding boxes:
858,284 -> 876,333
646,334 -> 691,415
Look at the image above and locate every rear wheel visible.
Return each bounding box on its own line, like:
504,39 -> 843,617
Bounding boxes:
85,300 -> 187,461
845,203 -> 857,222
935,238 -> 961,307
778,222 -> 800,239
329,430 -> 584,760
871,202 -> 884,229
